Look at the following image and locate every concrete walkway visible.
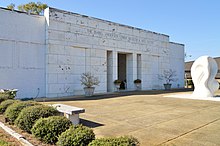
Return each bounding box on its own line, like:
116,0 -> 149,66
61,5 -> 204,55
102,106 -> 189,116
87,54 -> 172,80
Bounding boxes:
44,90 -> 220,146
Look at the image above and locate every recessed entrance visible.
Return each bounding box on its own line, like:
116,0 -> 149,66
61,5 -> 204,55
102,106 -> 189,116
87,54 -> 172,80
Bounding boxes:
118,53 -> 127,90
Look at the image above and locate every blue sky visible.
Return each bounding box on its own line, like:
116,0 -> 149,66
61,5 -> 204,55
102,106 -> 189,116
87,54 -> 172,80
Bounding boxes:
1,0 -> 219,61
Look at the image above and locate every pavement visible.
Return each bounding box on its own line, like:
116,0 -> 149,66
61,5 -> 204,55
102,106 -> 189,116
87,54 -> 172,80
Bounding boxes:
43,89 -> 220,146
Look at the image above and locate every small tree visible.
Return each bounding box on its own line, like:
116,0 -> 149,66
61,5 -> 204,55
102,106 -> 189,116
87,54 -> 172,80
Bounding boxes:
80,72 -> 100,88
158,69 -> 178,84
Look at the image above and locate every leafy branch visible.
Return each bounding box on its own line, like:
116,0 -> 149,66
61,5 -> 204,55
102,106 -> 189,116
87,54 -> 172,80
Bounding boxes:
158,69 -> 178,84
80,72 -> 100,88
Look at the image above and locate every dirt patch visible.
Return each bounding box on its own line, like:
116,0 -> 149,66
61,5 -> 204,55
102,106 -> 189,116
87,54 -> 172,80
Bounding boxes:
0,127 -> 20,146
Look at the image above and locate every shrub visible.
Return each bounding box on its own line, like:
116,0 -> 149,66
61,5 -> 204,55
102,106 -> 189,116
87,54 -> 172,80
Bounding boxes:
187,79 -> 194,89
187,79 -> 193,85
15,105 -> 59,133
31,116 -> 72,144
57,125 -> 95,146
114,79 -> 121,84
88,136 -> 139,146
134,79 -> 141,84
0,89 -> 17,103
20,97 -> 34,101
4,101 -> 40,124
0,100 -> 18,114
80,72 -> 100,88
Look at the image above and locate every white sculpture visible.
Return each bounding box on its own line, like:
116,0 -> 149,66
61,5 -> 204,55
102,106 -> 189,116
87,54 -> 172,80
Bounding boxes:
191,56 -> 219,98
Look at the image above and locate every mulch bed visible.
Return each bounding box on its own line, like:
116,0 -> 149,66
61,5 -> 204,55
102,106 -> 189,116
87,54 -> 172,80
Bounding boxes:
0,115 -> 54,146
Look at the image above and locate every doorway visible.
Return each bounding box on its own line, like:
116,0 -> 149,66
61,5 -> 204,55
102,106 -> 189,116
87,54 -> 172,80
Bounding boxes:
118,53 -> 127,90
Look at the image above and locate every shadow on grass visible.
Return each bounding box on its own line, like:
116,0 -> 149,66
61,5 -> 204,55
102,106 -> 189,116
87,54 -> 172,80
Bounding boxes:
36,88 -> 194,102
80,118 -> 104,128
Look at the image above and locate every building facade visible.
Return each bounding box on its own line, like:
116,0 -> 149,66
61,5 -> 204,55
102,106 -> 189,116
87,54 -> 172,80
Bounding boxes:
0,7 -> 184,98
185,57 -> 220,84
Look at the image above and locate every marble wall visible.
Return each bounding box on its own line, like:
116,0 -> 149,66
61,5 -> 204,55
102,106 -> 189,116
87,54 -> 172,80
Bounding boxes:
0,8 -> 46,98
45,7 -> 184,97
0,7 -> 184,98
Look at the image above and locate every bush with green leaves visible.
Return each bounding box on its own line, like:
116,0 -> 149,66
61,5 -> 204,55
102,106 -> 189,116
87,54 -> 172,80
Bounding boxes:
0,89 -> 17,103
134,79 -> 141,84
15,105 -> 59,133
187,79 -> 194,88
187,79 -> 193,85
31,116 -> 72,144
0,99 -> 18,114
4,101 -> 40,124
88,136 -> 139,146
57,125 -> 95,146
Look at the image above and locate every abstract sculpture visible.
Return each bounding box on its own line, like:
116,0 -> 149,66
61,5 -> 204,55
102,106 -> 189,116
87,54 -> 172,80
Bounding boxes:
191,56 -> 219,98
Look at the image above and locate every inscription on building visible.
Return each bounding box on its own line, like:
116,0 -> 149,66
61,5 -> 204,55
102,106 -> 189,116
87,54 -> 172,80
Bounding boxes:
88,29 -> 146,43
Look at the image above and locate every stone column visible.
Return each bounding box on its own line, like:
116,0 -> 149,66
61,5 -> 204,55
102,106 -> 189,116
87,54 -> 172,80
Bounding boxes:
112,51 -> 118,82
107,50 -> 118,92
126,53 -> 137,90
137,54 -> 142,79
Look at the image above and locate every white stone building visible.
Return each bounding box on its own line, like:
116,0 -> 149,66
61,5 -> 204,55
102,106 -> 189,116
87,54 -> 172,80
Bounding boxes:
0,7 -> 184,98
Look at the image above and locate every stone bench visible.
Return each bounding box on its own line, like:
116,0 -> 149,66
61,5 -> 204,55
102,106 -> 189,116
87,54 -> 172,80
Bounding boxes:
51,104 -> 85,125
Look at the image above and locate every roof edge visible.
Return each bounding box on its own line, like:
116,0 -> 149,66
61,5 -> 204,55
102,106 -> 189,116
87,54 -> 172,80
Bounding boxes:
0,7 -> 44,17
48,7 -> 170,37
169,41 -> 184,46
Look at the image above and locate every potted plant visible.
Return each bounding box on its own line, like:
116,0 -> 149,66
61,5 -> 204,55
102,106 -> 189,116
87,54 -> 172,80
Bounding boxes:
80,72 -> 100,96
187,79 -> 194,89
134,79 -> 141,90
158,69 -> 178,90
114,79 -> 121,91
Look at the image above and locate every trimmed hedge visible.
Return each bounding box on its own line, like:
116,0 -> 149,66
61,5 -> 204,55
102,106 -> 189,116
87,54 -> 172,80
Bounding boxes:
31,116 -> 72,144
0,100 -> 18,114
57,125 -> 95,146
15,105 -> 59,133
88,136 -> 139,146
4,101 -> 40,124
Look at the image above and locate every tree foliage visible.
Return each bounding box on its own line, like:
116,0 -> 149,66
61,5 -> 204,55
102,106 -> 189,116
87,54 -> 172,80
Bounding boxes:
17,2 -> 47,15
6,2 -> 47,15
6,3 -> 15,10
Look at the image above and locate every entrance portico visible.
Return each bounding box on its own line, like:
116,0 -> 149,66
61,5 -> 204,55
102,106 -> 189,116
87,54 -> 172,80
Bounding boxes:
107,51 -> 140,92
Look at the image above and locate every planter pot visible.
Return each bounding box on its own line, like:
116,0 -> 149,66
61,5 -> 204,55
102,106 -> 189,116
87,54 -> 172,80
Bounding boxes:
83,87 -> 95,96
135,83 -> 141,90
114,84 -> 120,91
164,84 -> 172,90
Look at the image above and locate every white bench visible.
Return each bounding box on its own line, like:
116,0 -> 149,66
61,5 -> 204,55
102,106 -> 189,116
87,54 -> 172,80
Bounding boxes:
51,104 -> 85,125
